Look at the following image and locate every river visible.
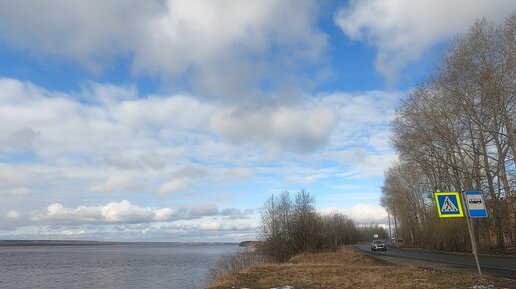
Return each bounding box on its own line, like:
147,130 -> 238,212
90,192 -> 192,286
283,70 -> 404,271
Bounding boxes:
0,242 -> 239,289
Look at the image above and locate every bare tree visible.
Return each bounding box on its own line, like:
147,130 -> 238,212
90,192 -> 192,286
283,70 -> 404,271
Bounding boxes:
383,12 -> 516,252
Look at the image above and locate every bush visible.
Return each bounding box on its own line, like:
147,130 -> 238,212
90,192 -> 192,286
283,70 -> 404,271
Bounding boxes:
207,251 -> 263,282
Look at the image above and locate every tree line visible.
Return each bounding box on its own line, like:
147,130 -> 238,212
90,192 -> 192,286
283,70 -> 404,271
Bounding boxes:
381,12 -> 516,253
258,189 -> 387,262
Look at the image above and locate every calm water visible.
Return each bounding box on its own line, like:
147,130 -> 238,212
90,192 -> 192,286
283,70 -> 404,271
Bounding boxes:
0,243 -> 239,289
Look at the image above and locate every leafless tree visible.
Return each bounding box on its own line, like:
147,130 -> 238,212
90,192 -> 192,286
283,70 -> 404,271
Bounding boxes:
383,12 -> 516,252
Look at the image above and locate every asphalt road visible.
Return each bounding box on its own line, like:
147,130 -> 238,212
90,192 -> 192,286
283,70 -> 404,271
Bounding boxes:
358,244 -> 516,279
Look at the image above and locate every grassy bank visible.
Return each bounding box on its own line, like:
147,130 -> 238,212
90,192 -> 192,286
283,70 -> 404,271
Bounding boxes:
205,247 -> 514,289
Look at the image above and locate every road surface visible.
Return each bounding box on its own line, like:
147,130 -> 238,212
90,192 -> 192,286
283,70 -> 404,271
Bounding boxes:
358,244 -> 516,279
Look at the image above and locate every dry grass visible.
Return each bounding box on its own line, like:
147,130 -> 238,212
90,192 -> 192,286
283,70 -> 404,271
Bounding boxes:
205,246 -> 515,289
207,251 -> 263,281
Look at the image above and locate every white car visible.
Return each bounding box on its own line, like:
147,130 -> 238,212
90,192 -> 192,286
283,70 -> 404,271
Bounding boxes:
370,240 -> 386,251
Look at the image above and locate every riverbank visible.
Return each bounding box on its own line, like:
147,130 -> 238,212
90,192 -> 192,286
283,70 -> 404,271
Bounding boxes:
205,246 -> 515,289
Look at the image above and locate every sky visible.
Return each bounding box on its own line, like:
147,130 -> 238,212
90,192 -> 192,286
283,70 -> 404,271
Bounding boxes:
0,0 -> 514,242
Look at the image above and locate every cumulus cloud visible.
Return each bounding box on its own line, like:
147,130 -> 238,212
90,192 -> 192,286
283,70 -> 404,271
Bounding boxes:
320,203 -> 388,224
6,210 -> 20,220
0,78 -> 340,158
189,204 -> 219,218
33,201 -> 167,224
335,0 -> 515,82
101,201 -> 156,223
0,0 -> 326,98
112,94 -> 215,132
0,78 -> 401,239
0,128 -> 40,152
30,200 -> 254,226
197,219 -> 257,231
153,208 -> 174,222
211,105 -> 336,152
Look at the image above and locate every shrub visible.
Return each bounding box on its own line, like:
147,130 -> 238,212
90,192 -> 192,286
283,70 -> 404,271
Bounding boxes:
207,251 -> 263,282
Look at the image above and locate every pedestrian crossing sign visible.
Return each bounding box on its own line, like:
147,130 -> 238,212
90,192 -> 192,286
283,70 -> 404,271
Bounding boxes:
434,192 -> 464,218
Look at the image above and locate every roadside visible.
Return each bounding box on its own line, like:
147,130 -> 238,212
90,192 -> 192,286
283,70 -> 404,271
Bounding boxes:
205,246 -> 515,289
356,246 -> 483,275
357,244 -> 516,279
385,243 -> 516,258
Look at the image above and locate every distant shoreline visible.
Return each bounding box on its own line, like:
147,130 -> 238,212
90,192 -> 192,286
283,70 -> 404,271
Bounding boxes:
0,240 -> 116,247
0,240 -> 238,247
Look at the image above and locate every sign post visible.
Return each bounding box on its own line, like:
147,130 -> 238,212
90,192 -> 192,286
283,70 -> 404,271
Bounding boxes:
434,191 -> 483,277
461,191 -> 482,277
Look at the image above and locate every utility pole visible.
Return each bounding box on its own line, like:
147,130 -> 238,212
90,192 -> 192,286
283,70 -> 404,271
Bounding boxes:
393,204 -> 398,245
388,212 -> 392,241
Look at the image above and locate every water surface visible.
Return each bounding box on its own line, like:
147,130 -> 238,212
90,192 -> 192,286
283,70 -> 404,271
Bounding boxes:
0,242 -> 238,289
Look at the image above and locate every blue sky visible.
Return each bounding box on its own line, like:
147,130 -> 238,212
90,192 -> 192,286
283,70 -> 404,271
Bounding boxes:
0,0 -> 514,242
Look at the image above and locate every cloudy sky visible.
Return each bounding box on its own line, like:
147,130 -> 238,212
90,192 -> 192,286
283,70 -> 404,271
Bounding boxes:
0,0 -> 514,242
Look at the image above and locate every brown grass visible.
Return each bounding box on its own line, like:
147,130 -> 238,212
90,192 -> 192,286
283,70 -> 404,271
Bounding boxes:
205,246 -> 515,289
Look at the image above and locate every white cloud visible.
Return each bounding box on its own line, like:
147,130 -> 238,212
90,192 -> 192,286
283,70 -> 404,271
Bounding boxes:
335,0 -> 515,82
316,90 -> 402,177
0,169 -> 26,185
29,200 -> 253,227
101,201 -> 156,223
335,148 -> 397,178
157,178 -> 190,195
219,208 -> 254,219
104,152 -> 166,170
112,95 -> 215,132
0,167 -> 34,197
223,168 -> 253,181
0,1 -> 156,71
189,204 -> 219,217
7,210 -> 20,220
33,201 -> 161,224
0,78 -> 341,159
320,203 -> 387,224
0,0 -> 326,98
0,78 -> 402,239
89,176 -> 142,193
153,208 -> 174,221
211,105 -> 336,152
324,192 -> 380,202
323,91 -> 401,142
197,219 -> 257,231
0,128 -> 40,152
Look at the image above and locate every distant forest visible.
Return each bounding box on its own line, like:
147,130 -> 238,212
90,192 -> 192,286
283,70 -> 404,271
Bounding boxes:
258,189 -> 387,262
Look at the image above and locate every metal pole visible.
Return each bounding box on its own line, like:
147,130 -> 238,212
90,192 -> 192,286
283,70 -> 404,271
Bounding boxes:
461,191 -> 482,277
393,205 -> 398,245
388,212 -> 392,241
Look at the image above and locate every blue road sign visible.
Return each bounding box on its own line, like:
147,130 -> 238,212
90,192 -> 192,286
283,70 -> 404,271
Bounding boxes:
434,192 -> 464,218
464,191 -> 488,218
